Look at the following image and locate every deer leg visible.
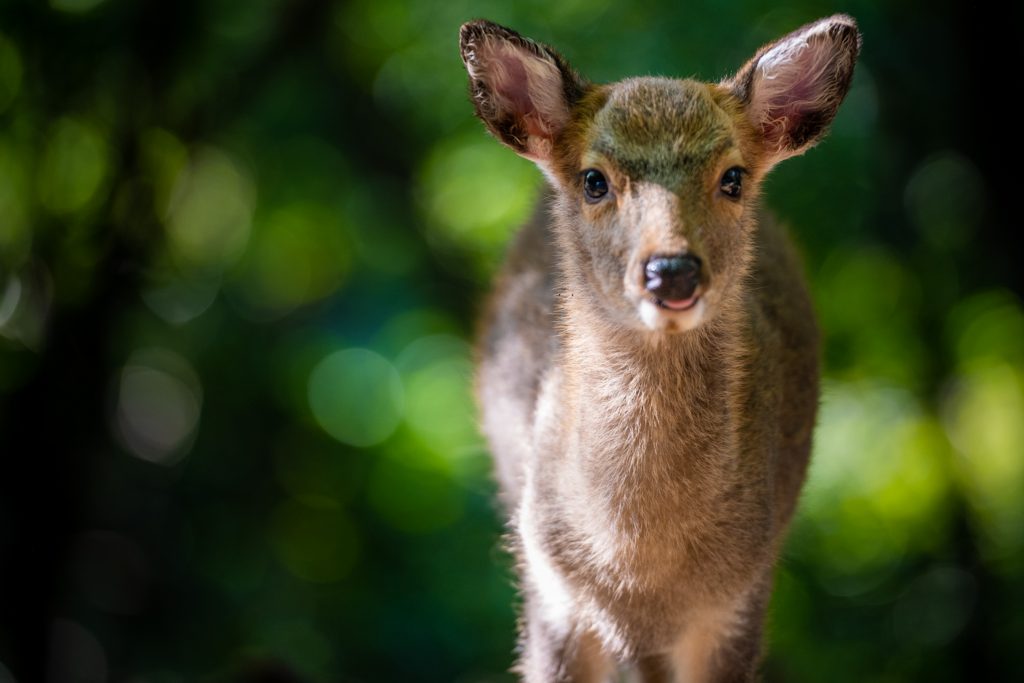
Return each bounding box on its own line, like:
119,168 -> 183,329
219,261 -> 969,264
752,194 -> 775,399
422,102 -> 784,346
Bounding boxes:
634,654 -> 674,683
518,597 -> 614,683
666,582 -> 771,683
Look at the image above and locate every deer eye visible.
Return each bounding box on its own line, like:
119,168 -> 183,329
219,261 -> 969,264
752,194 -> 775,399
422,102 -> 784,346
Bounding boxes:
582,169 -> 609,202
720,167 -> 744,200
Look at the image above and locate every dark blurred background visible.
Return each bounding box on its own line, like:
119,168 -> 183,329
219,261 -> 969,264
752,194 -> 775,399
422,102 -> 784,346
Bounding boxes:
0,0 -> 1021,681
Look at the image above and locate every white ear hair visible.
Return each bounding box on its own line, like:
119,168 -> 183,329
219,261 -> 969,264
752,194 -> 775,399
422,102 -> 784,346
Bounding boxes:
757,18 -> 836,80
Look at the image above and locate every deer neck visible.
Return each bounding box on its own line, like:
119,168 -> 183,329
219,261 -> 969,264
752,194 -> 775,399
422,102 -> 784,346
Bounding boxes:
553,291 -> 749,520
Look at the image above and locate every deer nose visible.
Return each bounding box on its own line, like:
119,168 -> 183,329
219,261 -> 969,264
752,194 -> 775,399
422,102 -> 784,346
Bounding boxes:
644,254 -> 702,302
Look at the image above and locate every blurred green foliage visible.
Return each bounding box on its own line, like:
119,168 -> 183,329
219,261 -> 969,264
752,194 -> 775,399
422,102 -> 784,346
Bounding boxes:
0,0 -> 1021,682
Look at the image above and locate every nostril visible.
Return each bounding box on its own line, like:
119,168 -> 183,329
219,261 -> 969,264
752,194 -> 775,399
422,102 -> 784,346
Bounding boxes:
644,254 -> 702,301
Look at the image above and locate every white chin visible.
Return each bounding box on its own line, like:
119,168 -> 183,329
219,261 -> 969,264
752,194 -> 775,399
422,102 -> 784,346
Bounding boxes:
639,298 -> 706,332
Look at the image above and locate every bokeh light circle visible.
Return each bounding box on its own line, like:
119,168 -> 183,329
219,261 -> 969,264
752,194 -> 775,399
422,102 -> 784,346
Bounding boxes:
113,348 -> 203,466
307,348 -> 403,448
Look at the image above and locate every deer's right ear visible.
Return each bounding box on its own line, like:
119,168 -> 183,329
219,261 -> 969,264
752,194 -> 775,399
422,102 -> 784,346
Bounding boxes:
460,20 -> 587,165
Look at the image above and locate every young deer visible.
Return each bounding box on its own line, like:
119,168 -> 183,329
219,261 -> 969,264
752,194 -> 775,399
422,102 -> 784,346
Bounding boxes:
461,16 -> 860,682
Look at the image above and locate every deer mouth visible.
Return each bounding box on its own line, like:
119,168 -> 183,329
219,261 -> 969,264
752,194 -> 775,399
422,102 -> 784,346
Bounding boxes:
651,291 -> 700,311
638,289 -> 707,332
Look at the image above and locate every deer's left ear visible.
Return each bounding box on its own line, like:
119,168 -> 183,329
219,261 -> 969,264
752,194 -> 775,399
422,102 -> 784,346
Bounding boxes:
728,15 -> 861,168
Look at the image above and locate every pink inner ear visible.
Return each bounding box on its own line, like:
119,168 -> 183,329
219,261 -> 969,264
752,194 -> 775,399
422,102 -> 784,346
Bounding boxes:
495,54 -> 534,118
480,40 -> 568,149
493,52 -> 550,139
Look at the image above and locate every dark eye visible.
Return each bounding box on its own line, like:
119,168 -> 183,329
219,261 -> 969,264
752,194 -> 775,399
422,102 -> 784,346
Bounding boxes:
720,166 -> 744,199
582,169 -> 609,202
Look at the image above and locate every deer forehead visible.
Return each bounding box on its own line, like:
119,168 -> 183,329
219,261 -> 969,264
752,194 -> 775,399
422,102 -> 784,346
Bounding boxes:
584,78 -> 737,182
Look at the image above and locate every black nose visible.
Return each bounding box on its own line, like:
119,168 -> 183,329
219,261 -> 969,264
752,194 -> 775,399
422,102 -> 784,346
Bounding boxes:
644,254 -> 702,301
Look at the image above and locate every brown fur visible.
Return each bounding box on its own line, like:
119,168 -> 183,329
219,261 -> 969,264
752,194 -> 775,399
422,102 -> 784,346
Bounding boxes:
462,16 -> 860,682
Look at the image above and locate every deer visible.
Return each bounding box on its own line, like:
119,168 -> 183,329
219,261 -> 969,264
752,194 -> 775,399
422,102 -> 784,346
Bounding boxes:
460,15 -> 860,682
